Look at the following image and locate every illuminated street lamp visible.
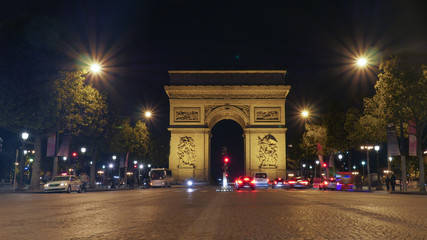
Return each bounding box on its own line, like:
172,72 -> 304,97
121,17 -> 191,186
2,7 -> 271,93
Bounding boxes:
17,132 -> 29,190
145,111 -> 152,118
360,146 -> 373,191
90,63 -> 102,73
301,110 -> 309,118
374,146 -> 382,190
356,57 -> 367,67
361,160 -> 366,187
81,147 -> 87,154
388,157 -> 392,170
315,160 -> 320,178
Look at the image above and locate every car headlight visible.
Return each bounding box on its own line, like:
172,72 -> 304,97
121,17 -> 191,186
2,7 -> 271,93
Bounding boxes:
44,184 -> 48,188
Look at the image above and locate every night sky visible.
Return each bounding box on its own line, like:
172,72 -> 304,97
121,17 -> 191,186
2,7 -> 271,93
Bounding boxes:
1,1 -> 426,178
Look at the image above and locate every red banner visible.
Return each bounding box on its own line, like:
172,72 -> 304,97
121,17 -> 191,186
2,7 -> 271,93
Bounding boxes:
317,142 -> 324,165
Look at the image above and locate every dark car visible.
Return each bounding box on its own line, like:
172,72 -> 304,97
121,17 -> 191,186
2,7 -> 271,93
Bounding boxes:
235,176 -> 255,190
272,177 -> 285,189
319,177 -> 337,190
284,177 -> 310,189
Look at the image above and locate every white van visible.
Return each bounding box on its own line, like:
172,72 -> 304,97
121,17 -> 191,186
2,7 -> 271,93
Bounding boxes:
253,172 -> 269,189
149,168 -> 173,188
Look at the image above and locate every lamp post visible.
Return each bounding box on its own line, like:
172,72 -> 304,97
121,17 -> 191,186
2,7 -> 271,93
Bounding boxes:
17,132 -> 29,190
361,161 -> 366,181
109,163 -> 114,188
302,163 -> 306,178
338,153 -> 343,169
374,146 -> 382,190
361,145 -> 373,191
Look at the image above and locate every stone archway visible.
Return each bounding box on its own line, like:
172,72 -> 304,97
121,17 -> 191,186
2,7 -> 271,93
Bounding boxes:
165,70 -> 291,182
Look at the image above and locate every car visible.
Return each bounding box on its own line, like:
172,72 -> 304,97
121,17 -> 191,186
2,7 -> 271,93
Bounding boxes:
235,176 -> 255,190
44,175 -> 84,193
319,177 -> 337,191
284,177 -> 310,189
271,177 -> 285,189
253,172 -> 269,189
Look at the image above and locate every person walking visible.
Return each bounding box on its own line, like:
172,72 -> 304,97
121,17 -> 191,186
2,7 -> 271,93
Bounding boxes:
385,174 -> 390,191
390,173 -> 396,191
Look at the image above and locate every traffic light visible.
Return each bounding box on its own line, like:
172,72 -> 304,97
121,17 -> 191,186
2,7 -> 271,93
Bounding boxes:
322,163 -> 327,168
134,164 -> 137,169
224,157 -> 229,164
72,152 -> 78,157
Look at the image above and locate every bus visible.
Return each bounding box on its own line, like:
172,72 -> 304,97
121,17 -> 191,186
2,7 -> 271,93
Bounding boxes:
149,168 -> 173,188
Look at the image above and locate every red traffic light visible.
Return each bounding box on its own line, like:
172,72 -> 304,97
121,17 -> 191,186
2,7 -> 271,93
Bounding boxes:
322,163 -> 327,168
224,157 -> 229,163
72,152 -> 77,157
134,164 -> 137,168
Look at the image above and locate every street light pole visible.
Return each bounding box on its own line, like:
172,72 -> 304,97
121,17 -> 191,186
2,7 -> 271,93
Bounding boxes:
361,146 -> 373,191
361,161 -> 366,178
17,132 -> 29,190
375,146 -> 382,190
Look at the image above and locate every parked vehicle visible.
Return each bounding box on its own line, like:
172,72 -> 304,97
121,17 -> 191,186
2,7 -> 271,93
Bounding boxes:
253,172 -> 269,189
44,175 -> 83,193
149,168 -> 173,187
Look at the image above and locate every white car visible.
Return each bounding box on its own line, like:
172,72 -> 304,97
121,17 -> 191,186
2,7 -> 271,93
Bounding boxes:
44,175 -> 83,193
253,172 -> 269,189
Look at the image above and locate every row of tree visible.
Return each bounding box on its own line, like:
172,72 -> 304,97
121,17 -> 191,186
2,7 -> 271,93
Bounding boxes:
296,56 -> 426,191
0,16 -> 166,190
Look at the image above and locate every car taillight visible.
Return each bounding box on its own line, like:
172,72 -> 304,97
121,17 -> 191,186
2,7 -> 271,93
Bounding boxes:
244,177 -> 250,181
301,181 -> 308,185
274,181 -> 277,184
324,181 -> 328,185
289,181 -> 296,184
267,178 -> 270,182
251,180 -> 255,184
238,180 -> 243,184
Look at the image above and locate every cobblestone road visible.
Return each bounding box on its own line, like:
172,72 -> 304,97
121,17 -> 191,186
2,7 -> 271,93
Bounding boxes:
0,187 -> 426,240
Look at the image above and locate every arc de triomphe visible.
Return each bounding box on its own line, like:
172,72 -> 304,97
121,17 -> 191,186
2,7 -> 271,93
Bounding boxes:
164,70 -> 290,182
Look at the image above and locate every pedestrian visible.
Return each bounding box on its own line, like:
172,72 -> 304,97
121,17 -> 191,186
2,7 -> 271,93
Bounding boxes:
390,173 -> 396,191
80,172 -> 89,190
385,174 -> 390,191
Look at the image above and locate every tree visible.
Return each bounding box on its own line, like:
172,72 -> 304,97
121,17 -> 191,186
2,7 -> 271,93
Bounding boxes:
109,119 -> 151,185
374,56 -> 427,191
0,16 -> 109,191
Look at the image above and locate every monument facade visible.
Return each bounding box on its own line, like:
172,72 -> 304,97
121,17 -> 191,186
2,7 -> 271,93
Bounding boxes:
165,70 -> 290,182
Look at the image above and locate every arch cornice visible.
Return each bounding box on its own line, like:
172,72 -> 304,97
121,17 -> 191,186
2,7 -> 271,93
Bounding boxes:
206,105 -> 249,129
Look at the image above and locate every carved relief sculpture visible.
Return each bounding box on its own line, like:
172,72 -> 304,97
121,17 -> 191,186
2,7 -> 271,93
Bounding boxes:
175,107 -> 200,122
256,134 -> 278,168
178,136 -> 196,167
254,107 -> 280,121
